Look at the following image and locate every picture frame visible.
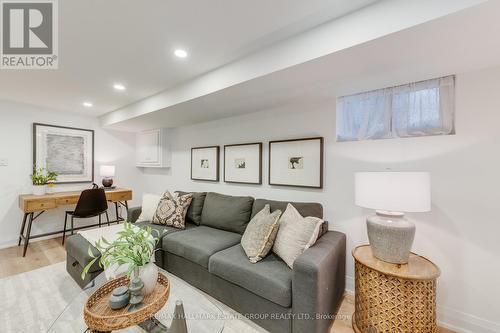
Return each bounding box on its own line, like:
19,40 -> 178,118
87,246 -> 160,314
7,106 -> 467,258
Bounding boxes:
33,123 -> 95,184
224,142 -> 262,185
191,146 -> 220,181
269,137 -> 323,189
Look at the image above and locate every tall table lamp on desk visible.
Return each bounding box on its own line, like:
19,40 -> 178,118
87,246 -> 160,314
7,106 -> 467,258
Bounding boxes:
354,172 -> 431,264
100,165 -> 116,189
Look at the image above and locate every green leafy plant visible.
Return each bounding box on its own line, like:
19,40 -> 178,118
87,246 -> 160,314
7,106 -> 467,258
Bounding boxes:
31,167 -> 57,185
81,221 -> 162,280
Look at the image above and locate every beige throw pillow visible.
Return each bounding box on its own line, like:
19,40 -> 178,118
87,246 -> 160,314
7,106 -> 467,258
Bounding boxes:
273,203 -> 324,268
241,204 -> 282,263
152,191 -> 193,229
137,193 -> 162,222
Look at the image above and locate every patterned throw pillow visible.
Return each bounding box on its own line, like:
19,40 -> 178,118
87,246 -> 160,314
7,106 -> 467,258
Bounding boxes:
241,204 -> 282,263
152,191 -> 193,229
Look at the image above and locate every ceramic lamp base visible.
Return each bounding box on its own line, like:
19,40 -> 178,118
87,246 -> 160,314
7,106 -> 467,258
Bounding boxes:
366,211 -> 415,264
102,177 -> 113,187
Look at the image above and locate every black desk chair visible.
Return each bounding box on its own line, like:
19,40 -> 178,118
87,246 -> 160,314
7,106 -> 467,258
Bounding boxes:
62,187 -> 110,245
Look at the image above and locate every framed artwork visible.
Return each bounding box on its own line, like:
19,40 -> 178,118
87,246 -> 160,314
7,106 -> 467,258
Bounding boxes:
191,146 -> 220,181
224,142 -> 262,184
33,123 -> 95,184
269,137 -> 323,188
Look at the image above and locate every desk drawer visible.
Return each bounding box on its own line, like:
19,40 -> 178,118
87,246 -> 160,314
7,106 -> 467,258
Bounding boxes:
26,199 -> 56,212
107,192 -> 132,202
56,197 -> 79,206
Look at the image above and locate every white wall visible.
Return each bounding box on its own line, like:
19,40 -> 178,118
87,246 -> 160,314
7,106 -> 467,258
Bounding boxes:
137,66 -> 500,333
0,101 -> 143,249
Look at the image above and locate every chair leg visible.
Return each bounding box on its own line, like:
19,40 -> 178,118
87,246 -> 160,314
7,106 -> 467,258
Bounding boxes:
62,213 -> 68,245
105,211 -> 110,226
71,216 -> 74,235
99,214 -> 102,228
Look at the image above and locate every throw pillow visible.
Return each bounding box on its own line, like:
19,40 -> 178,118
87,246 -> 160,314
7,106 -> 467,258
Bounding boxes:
273,203 -> 324,268
152,191 -> 193,229
241,204 -> 282,263
175,191 -> 206,225
136,193 -> 162,222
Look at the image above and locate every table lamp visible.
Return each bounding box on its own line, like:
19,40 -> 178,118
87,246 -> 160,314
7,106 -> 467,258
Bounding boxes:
100,165 -> 115,188
355,172 -> 431,264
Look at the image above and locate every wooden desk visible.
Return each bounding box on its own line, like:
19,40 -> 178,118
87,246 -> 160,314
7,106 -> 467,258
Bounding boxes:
18,188 -> 132,257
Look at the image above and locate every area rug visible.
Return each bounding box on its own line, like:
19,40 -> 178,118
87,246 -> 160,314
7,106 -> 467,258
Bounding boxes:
0,262 -> 267,333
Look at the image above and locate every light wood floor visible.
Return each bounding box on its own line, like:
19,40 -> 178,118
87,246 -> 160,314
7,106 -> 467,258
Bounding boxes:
0,238 -> 454,333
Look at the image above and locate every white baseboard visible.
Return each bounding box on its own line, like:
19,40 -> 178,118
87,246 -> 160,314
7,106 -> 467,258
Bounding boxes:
344,274 -> 500,333
437,305 -> 500,333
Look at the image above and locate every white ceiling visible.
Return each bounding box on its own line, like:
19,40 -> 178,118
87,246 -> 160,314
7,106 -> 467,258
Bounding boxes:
0,0 -> 378,115
102,0 -> 500,131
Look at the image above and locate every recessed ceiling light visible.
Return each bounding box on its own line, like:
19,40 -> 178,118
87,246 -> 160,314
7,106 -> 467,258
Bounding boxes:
83,102 -> 93,107
174,49 -> 188,58
113,83 -> 126,91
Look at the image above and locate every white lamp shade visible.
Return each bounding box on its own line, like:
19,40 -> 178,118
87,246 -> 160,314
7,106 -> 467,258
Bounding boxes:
100,165 -> 115,177
355,172 -> 431,213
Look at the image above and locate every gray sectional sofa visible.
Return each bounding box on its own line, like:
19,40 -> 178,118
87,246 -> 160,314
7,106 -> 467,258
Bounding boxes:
65,191 -> 346,333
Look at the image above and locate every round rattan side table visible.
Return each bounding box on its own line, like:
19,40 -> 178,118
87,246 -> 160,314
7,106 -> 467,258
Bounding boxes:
352,245 -> 440,333
84,273 -> 170,332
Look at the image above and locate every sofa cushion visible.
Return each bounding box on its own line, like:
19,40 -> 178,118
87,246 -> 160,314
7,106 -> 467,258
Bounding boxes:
162,226 -> 241,268
201,192 -> 254,234
251,199 -> 323,219
135,220 -> 197,237
209,245 -> 292,307
175,191 -> 207,225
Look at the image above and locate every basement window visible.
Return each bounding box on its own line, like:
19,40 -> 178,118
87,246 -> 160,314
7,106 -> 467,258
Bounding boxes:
336,76 -> 455,141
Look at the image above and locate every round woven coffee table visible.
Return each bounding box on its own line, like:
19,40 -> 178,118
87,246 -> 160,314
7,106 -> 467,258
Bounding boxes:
84,273 -> 170,332
352,245 -> 440,333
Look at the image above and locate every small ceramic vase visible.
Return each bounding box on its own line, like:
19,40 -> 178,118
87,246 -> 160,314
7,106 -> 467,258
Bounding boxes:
140,262 -> 158,295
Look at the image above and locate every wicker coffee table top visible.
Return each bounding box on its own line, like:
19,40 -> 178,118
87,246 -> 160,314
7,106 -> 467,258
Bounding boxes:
353,245 -> 440,280
84,273 -> 170,331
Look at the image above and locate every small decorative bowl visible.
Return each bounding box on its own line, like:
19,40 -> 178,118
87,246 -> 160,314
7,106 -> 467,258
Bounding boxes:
108,286 -> 130,310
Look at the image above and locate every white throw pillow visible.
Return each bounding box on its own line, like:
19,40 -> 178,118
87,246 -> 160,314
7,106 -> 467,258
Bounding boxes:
272,203 -> 324,268
136,193 -> 162,222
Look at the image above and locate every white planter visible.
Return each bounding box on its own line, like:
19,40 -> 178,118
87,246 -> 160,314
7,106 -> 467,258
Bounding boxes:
139,263 -> 158,295
32,185 -> 47,196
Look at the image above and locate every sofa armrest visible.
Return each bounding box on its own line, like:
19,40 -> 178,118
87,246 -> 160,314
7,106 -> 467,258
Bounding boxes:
128,206 -> 142,223
292,231 -> 346,333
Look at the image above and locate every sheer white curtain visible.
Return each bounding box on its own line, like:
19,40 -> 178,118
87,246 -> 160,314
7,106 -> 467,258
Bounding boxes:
392,76 -> 455,137
336,76 -> 455,141
336,89 -> 392,141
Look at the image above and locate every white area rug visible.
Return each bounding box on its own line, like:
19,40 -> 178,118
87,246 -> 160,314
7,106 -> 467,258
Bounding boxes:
0,262 -> 267,333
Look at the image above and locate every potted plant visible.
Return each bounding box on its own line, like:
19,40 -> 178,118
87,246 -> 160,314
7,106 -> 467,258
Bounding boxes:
82,221 -> 162,295
31,167 -> 57,195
